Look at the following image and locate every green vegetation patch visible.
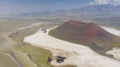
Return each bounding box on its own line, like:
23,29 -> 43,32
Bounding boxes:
0,53 -> 18,67
14,44 -> 53,67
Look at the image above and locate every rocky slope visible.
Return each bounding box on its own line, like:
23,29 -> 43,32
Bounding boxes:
49,20 -> 120,54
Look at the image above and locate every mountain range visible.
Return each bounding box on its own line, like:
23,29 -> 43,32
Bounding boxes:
18,5 -> 120,18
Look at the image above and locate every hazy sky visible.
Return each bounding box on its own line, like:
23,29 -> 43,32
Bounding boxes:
0,0 -> 92,14
0,0 -> 120,14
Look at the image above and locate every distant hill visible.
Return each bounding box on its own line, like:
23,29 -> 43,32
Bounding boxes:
16,5 -> 120,28
49,20 -> 120,54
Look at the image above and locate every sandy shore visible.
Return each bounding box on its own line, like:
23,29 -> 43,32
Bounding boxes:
24,26 -> 120,67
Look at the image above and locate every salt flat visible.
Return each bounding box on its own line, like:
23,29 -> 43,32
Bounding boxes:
101,26 -> 120,37
24,26 -> 120,67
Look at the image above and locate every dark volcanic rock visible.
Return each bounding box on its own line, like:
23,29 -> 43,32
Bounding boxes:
56,56 -> 66,63
47,57 -> 52,63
